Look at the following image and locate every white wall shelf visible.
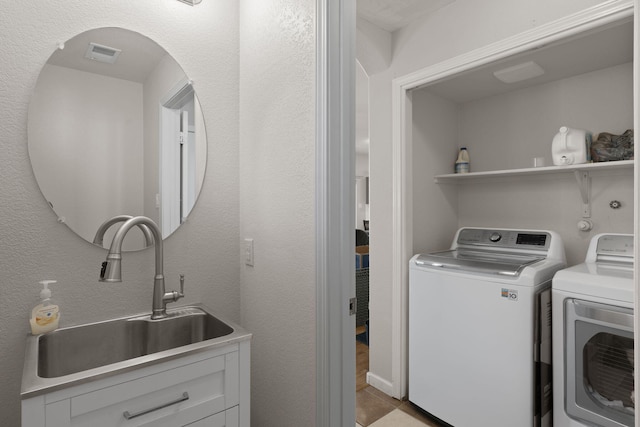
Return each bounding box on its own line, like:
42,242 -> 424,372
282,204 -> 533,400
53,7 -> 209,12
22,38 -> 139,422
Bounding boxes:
434,160 -> 633,183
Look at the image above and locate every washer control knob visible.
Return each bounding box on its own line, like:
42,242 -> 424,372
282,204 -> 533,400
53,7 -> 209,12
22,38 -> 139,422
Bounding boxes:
489,232 -> 502,242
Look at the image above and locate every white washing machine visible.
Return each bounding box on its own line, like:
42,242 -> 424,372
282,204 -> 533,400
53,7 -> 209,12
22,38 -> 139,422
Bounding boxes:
409,227 -> 566,427
552,234 -> 634,427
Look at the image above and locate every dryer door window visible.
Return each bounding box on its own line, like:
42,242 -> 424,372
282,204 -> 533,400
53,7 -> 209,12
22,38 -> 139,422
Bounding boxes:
583,332 -> 634,408
565,299 -> 634,427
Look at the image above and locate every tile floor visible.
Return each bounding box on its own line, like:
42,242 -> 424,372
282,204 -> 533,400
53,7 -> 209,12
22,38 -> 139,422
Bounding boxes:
355,329 -> 449,427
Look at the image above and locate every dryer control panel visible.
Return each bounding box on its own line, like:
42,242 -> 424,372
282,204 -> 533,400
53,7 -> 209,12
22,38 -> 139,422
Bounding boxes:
596,234 -> 633,259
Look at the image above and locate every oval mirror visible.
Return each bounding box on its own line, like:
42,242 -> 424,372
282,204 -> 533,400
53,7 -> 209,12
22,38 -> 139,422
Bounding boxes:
28,28 -> 207,251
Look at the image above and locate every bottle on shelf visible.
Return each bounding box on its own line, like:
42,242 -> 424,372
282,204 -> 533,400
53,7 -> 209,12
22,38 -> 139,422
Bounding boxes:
455,147 -> 470,174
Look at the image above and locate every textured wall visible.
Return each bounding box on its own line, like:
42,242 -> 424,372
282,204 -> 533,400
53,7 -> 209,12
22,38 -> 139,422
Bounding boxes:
239,0 -> 317,425
0,1 -> 239,425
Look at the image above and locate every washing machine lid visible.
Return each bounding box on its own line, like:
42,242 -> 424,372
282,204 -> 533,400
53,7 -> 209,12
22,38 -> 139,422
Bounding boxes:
414,249 -> 545,277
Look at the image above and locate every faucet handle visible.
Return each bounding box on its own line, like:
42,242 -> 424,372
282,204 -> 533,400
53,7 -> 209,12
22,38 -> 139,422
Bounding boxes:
161,274 -> 185,310
100,261 -> 108,279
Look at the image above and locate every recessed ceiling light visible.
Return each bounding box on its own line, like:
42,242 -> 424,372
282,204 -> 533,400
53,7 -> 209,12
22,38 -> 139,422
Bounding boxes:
493,61 -> 545,84
177,0 -> 203,5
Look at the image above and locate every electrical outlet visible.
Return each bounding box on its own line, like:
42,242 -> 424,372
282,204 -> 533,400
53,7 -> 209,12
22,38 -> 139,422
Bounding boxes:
244,238 -> 254,266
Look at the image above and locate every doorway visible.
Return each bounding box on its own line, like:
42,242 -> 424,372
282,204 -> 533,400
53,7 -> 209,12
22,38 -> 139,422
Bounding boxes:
354,57 -> 372,422
160,79 -> 204,237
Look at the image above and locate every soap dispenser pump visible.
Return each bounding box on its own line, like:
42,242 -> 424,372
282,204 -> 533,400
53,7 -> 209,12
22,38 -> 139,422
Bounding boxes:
29,280 -> 60,335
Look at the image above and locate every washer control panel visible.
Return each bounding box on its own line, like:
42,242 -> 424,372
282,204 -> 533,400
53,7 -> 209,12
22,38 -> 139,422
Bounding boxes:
457,228 -> 550,250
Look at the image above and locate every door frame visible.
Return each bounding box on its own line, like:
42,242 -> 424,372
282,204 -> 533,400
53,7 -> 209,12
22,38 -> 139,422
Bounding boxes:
389,0 -> 634,400
633,3 -> 639,427
316,0 -> 356,426
159,78 -> 195,236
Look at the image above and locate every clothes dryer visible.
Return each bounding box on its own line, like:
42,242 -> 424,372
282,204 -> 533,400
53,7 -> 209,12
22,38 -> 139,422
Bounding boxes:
409,227 -> 566,427
552,233 -> 634,427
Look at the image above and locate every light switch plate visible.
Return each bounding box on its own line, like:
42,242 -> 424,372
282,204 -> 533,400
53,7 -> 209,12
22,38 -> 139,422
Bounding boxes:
244,238 -> 254,266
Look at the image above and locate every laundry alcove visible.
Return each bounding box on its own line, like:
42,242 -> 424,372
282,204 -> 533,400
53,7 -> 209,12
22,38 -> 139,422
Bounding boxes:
385,0 -> 636,402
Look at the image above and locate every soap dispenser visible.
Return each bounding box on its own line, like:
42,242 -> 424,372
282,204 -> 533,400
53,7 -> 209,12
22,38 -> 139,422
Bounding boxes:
29,280 -> 60,335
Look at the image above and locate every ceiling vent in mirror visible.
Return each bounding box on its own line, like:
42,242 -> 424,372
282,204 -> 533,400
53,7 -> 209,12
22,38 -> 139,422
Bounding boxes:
84,42 -> 121,64
493,61 -> 545,84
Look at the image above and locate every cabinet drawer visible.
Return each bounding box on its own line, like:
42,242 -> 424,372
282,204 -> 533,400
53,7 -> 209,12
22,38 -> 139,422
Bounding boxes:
186,406 -> 238,427
45,351 -> 239,426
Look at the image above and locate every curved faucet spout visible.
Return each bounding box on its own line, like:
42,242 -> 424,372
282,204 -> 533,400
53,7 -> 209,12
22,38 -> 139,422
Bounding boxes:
93,215 -> 154,248
98,216 -> 184,319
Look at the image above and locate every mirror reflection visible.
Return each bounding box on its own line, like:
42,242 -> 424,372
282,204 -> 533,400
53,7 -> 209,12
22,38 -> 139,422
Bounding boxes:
28,28 -> 207,251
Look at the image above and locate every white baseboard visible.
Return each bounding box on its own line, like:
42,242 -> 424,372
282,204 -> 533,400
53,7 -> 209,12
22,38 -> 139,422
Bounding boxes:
366,372 -> 396,398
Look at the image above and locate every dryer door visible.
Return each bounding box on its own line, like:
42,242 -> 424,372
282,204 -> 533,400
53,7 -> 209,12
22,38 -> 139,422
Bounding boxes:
565,299 -> 634,427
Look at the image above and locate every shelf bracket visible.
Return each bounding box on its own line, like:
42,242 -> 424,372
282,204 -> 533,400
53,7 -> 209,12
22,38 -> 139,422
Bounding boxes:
573,170 -> 591,218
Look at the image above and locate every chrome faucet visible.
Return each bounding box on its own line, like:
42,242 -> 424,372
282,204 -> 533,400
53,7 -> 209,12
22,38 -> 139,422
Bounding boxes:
93,215 -> 154,248
98,216 -> 185,319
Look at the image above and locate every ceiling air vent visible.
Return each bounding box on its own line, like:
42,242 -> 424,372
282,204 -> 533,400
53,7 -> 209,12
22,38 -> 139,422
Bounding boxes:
84,42 -> 121,64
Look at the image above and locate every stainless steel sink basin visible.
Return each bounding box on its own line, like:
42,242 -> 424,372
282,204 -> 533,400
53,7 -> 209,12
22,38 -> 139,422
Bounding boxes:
37,307 -> 233,378
22,304 -> 250,398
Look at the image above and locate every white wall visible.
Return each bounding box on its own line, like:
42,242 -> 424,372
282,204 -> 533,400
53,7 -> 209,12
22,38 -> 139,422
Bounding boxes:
239,0 -> 317,425
356,60 -> 370,231
356,152 -> 370,177
356,153 -> 370,231
366,0 -> 615,393
411,91 -> 459,255
456,170 -> 633,264
28,64 -> 145,250
0,1 -> 239,425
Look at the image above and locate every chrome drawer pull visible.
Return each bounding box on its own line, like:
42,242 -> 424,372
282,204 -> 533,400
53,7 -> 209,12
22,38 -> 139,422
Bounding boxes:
123,392 -> 189,420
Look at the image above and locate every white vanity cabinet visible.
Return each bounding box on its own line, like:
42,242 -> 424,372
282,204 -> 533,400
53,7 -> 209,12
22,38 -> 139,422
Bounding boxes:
22,341 -> 250,427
